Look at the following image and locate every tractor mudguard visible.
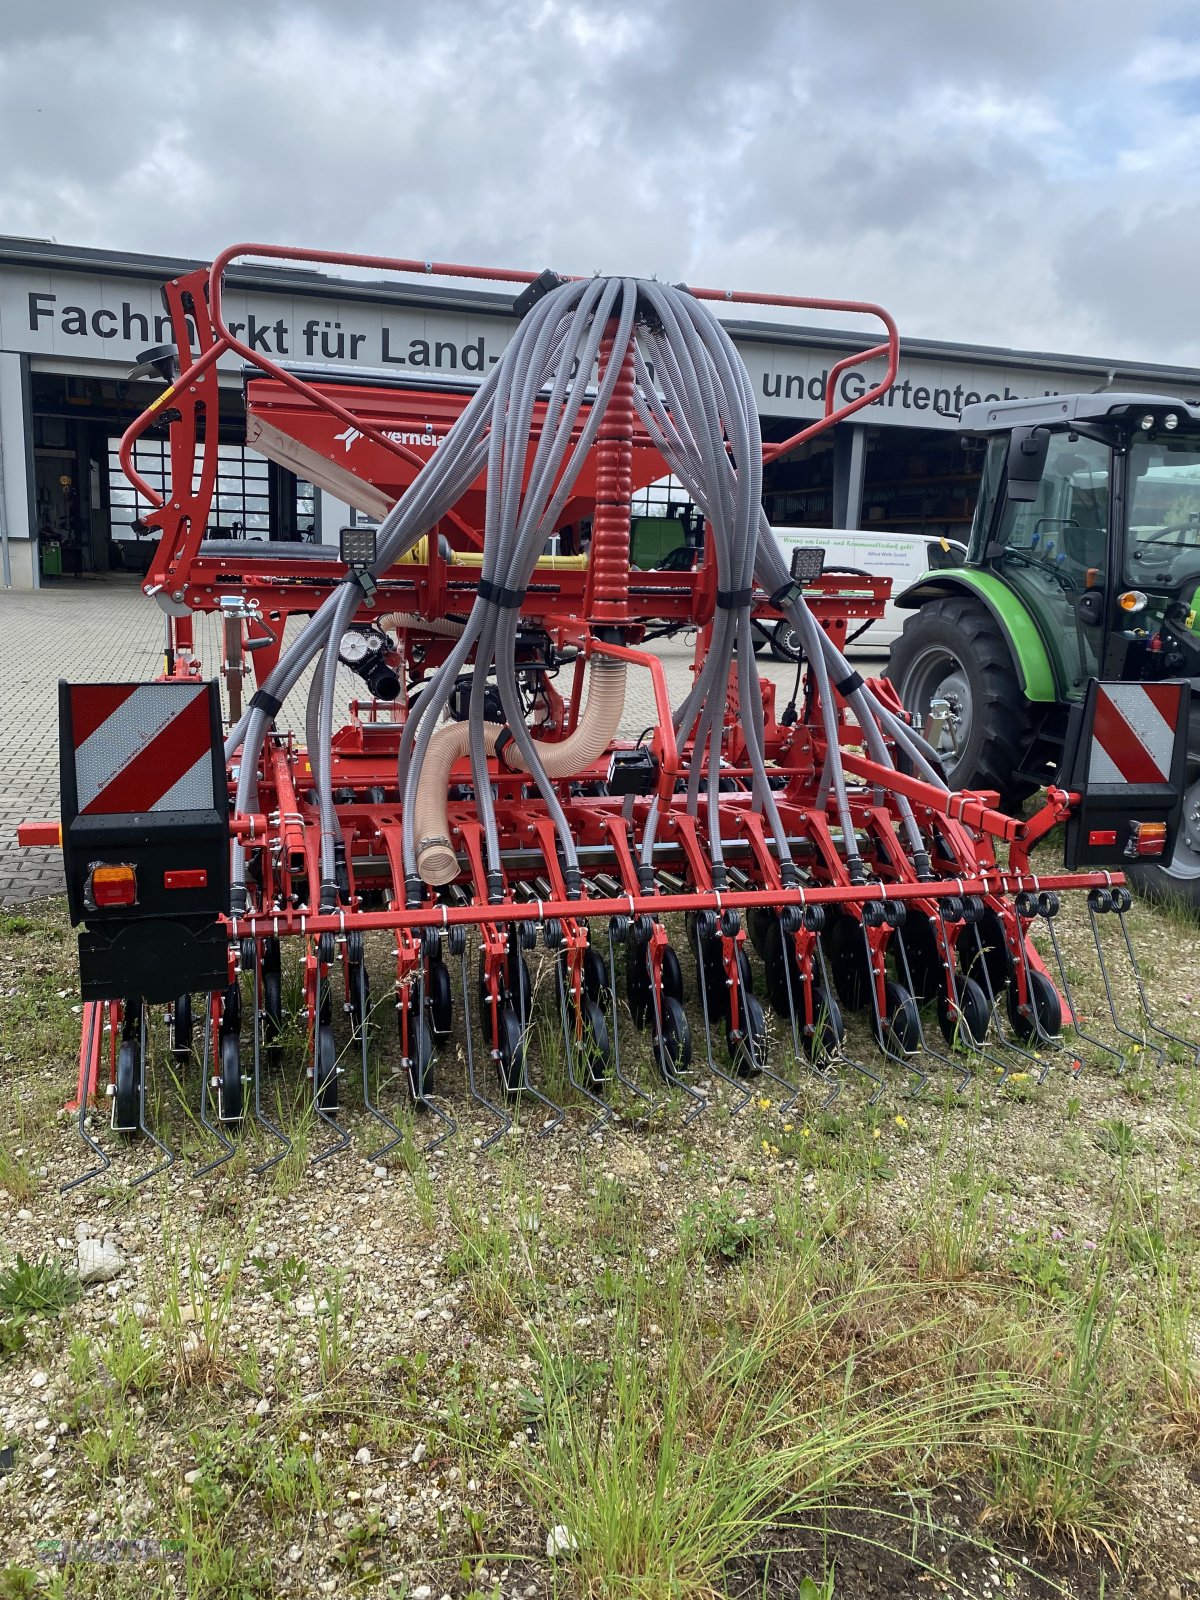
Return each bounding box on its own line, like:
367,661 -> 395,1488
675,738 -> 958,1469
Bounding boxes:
893,571 -> 1057,702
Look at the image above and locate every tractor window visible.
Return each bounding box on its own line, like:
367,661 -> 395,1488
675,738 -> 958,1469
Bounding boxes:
992,431 -> 1111,699
965,438 -> 1007,563
1127,432 -> 1200,590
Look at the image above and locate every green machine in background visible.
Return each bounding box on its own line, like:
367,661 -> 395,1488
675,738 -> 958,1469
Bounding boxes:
887,392 -> 1200,906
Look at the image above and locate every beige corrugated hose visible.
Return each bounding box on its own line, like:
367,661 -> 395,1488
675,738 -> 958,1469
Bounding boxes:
414,658 -> 626,885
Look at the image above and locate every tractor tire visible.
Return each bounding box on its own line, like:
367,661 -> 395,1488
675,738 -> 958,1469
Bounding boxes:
1125,715 -> 1200,914
885,596 -> 1040,810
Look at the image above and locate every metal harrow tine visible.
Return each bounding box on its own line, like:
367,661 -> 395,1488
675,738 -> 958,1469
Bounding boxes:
193,999 -> 236,1179
457,938 -> 512,1152
128,1003 -> 175,1185
605,920 -> 657,1116
960,920 -> 1061,1086
358,955 -> 406,1162
927,906 -> 1033,1094
1007,908 -> 1067,1083
410,958 -> 456,1156
1110,892 -> 1200,1065
1085,897 -> 1166,1070
249,944 -> 291,1175
61,1001 -> 111,1194
311,968 -> 352,1165
890,919 -> 969,1096
857,920 -> 923,1100
647,942 -> 707,1126
806,934 -> 846,1110
509,935 -> 565,1138
1034,901 -> 1126,1077
553,958 -> 613,1134
691,920 -> 753,1116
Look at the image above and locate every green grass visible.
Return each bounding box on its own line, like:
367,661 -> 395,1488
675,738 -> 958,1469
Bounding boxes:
0,1254 -> 81,1317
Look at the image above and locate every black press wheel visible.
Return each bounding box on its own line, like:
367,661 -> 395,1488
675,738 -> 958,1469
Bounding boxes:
315,1023 -> 339,1112
496,1004 -> 527,1098
804,986 -> 844,1061
652,993 -> 692,1080
726,990 -> 767,1077
873,980 -> 921,1055
936,972 -> 991,1049
262,969 -> 284,1045
427,956 -> 453,1042
579,997 -> 612,1089
347,961 -> 370,1041
581,944 -> 610,1004
1006,969 -> 1062,1043
402,1012 -> 435,1103
114,1039 -> 141,1134
627,939 -> 686,1029
219,1031 -> 244,1123
885,595 -> 1042,810
171,993 -> 193,1058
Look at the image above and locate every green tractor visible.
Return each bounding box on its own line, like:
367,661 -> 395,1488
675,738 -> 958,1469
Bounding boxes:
886,392 -> 1200,907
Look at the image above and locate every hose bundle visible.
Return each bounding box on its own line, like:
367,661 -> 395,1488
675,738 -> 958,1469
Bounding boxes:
224,273 -> 945,913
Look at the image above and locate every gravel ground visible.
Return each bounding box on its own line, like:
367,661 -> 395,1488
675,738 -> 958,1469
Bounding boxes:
3,881 -> 1200,1597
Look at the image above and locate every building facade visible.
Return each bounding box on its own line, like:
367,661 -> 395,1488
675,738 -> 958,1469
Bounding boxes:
3,236 -> 1200,589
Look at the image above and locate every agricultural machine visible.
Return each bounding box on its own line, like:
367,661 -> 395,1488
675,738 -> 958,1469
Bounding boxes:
16,245 -> 1198,1185
888,392 -> 1200,905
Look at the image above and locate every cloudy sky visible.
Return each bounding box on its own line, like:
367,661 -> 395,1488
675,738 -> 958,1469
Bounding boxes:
3,0 -> 1200,364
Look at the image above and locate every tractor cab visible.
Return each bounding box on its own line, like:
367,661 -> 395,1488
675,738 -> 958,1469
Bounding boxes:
887,392 -> 1200,903
964,394 -> 1200,697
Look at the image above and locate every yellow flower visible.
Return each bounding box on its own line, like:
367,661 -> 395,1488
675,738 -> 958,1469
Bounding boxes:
782,1122 -> 794,1133
872,1127 -> 882,1140
894,1115 -> 908,1129
757,1096 -> 772,1111
761,1139 -> 770,1152
801,1126 -> 811,1138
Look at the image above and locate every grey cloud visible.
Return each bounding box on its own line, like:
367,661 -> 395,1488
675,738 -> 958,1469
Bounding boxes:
0,0 -> 1198,363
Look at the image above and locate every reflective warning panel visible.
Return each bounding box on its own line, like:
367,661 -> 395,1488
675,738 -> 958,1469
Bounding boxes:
67,683 -> 220,815
1062,678 -> 1189,871
1086,682 -> 1181,789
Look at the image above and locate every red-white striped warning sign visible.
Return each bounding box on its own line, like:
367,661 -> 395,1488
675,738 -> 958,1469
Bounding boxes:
1088,682 -> 1183,786
70,684 -> 215,815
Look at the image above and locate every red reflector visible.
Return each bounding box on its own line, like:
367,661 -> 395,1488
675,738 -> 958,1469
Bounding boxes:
1087,829 -> 1118,847
1136,837 -> 1167,858
164,869 -> 208,891
17,821 -> 61,847
89,864 -> 137,907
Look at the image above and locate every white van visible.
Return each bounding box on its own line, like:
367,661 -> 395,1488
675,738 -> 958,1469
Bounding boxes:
766,525 -> 967,658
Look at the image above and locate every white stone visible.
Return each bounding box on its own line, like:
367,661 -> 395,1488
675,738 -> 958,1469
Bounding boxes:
412,1587 -> 432,1599
29,1370 -> 48,1390
254,1397 -> 271,1416
16,1209 -> 32,1222
355,1446 -> 371,1465
546,1524 -> 578,1558
184,1468 -> 201,1484
411,1441 -> 427,1464
373,1165 -> 388,1180
77,1237 -> 123,1283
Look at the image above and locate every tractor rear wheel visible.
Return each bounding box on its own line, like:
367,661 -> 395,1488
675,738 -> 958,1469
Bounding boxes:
1125,723 -> 1200,914
886,596 -> 1040,810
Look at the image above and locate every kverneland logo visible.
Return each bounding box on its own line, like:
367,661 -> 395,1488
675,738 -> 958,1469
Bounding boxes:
334,425 -> 447,452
